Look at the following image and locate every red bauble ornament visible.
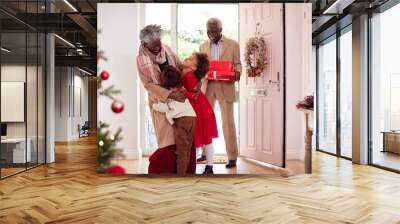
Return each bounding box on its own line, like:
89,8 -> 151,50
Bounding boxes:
111,101 -> 124,113
106,165 -> 126,175
100,71 -> 109,80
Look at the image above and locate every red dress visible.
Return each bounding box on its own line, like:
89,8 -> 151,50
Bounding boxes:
183,72 -> 218,147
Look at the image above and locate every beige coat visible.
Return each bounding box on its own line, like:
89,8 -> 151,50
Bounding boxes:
199,36 -> 241,160
136,45 -> 182,149
199,36 -> 242,102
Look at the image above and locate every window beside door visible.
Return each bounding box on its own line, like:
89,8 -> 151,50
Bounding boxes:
339,29 -> 352,159
145,4 -> 172,47
177,4 -> 238,60
316,25 -> 353,159
143,3 -> 239,155
317,36 -> 337,155
370,3 -> 400,171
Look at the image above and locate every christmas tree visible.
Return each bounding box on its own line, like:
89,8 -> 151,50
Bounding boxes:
97,29 -> 125,173
97,122 -> 123,173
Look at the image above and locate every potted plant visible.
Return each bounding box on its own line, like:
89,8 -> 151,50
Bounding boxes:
296,95 -> 314,111
296,95 -> 314,130
296,95 -> 314,174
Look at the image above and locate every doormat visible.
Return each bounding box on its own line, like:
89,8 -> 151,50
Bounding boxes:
197,156 -> 228,164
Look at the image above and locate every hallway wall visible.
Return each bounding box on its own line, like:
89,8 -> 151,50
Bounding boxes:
97,3 -> 142,159
285,3 -> 313,161
54,67 -> 89,141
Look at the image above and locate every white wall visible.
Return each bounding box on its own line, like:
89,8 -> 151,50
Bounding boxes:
55,67 -> 68,141
1,65 -> 38,138
54,67 -> 89,141
1,65 -> 26,134
97,3 -> 142,159
285,3 -> 313,161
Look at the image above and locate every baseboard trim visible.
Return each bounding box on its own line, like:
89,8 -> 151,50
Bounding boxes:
286,151 -> 301,160
123,149 -> 142,160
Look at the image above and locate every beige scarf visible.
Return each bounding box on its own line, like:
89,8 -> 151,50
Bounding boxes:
137,44 -> 177,84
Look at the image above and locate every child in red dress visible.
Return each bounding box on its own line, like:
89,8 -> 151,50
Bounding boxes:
181,53 -> 219,174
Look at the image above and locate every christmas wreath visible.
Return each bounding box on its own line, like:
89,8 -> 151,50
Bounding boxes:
244,36 -> 268,77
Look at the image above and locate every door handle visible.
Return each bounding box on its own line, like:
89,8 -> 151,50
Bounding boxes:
250,89 -> 267,97
269,72 -> 280,92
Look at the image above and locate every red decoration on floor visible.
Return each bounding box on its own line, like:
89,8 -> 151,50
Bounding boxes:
106,165 -> 126,174
148,144 -> 196,174
100,71 -> 109,80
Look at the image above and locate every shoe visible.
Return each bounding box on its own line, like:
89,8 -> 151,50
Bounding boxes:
225,160 -> 237,168
203,165 -> 214,174
197,155 -> 207,162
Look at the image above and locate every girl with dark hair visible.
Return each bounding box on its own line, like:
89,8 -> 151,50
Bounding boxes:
182,52 -> 218,174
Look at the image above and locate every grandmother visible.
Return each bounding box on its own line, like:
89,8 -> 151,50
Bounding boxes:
136,24 -> 185,149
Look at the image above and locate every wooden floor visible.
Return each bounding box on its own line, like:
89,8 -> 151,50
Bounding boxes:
112,157 -> 302,175
1,164 -> 45,178
1,136 -> 400,223
0,167 -> 26,178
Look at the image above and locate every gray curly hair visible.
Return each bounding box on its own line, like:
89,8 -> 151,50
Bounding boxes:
206,18 -> 222,29
139,24 -> 163,44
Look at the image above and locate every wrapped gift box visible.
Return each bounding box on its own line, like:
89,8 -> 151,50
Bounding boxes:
206,60 -> 235,81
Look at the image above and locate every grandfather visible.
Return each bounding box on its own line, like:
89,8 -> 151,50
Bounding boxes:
198,18 -> 241,168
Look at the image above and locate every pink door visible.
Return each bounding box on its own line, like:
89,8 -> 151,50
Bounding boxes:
239,3 -> 284,167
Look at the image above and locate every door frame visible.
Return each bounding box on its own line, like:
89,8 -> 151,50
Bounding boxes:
139,3 -> 287,168
139,3 -> 241,156
282,3 -> 286,168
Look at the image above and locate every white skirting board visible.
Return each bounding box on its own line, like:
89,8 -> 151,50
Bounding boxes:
286,151 -> 302,161
122,149 -> 142,160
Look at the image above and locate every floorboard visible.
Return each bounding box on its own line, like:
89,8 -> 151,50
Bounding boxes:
1,135 -> 400,223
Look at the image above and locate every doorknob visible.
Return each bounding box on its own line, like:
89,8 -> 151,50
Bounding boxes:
269,72 -> 280,92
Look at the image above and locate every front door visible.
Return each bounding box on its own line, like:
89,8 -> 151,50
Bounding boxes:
239,3 -> 284,167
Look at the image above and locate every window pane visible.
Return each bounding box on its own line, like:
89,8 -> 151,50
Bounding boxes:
177,4 -> 238,60
371,3 -> 400,171
145,4 -> 171,47
177,4 -> 239,154
1,30 -> 28,177
340,29 -> 352,158
143,3 -> 172,154
318,37 -> 337,154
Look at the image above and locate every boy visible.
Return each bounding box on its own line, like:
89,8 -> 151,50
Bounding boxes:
152,66 -> 196,175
